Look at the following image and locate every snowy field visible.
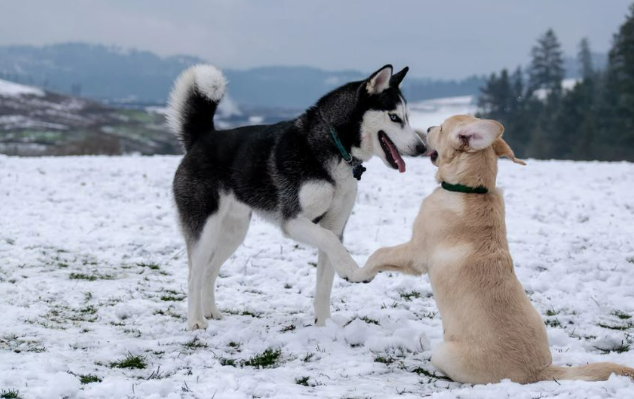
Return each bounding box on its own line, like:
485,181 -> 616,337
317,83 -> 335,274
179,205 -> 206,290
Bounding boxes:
1,152 -> 634,399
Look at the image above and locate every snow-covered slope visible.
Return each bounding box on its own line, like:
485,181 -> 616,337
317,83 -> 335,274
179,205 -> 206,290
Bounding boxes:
0,79 -> 45,97
409,96 -> 477,131
1,155 -> 633,399
0,80 -> 179,156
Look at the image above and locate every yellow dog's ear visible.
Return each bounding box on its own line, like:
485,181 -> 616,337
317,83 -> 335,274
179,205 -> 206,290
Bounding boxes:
493,138 -> 526,165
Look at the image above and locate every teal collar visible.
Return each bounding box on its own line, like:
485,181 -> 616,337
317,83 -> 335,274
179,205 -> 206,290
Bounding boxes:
441,181 -> 488,194
327,125 -> 353,163
320,112 -> 366,181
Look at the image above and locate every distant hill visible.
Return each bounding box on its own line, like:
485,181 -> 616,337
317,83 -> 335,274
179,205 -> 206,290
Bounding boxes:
0,43 -> 486,108
0,78 -> 180,156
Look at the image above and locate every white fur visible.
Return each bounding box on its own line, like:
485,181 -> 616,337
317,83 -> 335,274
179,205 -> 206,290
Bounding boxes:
298,181 -> 334,221
187,194 -> 250,330
354,102 -> 423,169
312,168 -> 357,325
166,64 -> 227,135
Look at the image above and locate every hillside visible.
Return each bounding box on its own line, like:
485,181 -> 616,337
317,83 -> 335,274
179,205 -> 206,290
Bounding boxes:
0,79 -> 179,156
0,43 -> 486,108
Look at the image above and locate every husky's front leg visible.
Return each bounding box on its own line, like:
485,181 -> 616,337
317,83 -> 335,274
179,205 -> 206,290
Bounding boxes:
284,217 -> 359,280
351,242 -> 425,282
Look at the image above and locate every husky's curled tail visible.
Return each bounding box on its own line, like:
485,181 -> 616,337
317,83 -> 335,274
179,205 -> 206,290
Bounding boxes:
167,64 -> 227,151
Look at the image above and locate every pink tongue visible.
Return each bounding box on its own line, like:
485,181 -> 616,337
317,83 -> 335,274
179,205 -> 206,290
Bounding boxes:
382,136 -> 406,173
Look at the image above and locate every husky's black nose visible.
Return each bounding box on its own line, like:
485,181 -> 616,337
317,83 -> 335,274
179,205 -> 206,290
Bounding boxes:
414,142 -> 427,156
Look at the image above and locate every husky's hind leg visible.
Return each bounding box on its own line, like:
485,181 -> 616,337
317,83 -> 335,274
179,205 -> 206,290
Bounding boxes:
201,200 -> 251,320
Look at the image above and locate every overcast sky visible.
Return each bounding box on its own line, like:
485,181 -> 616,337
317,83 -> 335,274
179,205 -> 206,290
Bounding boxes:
2,0 -> 632,79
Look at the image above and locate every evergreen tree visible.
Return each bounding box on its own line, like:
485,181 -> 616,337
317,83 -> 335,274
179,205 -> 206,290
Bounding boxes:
478,70 -> 513,119
577,38 -> 594,80
505,67 -> 533,157
600,3 -> 634,159
479,4 -> 634,162
528,29 -> 565,96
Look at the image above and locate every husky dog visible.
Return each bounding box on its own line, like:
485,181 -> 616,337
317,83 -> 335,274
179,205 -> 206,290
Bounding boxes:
167,64 -> 426,330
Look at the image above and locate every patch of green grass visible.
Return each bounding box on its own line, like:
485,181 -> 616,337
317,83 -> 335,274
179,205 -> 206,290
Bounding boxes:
597,322 -> 632,331
594,341 -> 631,354
146,366 -> 166,380
381,302 -> 399,309
545,318 -> 562,328
360,316 -> 379,325
223,309 -> 262,318
0,389 -> 21,399
69,273 -> 113,281
78,374 -> 102,384
160,295 -> 184,302
227,341 -> 241,349
345,316 -> 380,327
79,305 -> 97,315
137,262 -> 160,270
374,355 -> 395,365
612,311 -> 632,320
410,367 -> 452,381
110,354 -> 147,369
545,309 -> 560,316
281,324 -> 296,332
308,262 -> 317,268
295,376 -> 310,386
219,358 -> 237,367
302,353 -> 314,362
399,291 -> 420,301
183,337 -> 208,350
242,348 -> 282,369
122,329 -> 142,337
240,310 -> 261,318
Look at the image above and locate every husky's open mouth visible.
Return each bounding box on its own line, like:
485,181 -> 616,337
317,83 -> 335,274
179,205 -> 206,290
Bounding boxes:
378,131 -> 406,173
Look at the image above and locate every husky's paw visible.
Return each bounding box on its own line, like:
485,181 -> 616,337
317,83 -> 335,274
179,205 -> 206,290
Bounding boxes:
187,317 -> 209,330
335,258 -> 359,281
347,267 -> 376,284
204,310 -> 223,320
203,302 -> 223,320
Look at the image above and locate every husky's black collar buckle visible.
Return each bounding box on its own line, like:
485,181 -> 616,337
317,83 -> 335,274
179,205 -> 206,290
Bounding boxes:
326,124 -> 366,181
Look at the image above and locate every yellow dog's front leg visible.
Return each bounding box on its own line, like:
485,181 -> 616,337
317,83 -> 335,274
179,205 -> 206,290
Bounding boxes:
349,242 -> 425,282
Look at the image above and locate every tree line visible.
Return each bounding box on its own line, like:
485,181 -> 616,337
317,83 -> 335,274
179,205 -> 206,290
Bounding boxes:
478,4 -> 634,161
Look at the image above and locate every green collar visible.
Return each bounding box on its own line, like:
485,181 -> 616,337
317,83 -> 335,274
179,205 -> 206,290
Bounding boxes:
325,123 -> 366,181
327,125 -> 353,162
441,181 -> 488,194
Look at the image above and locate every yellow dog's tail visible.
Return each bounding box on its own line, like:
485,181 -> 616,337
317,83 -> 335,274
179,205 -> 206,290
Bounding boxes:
540,362 -> 634,381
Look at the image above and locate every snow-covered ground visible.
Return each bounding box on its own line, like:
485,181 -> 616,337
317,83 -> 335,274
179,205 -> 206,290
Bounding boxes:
1,153 -> 633,399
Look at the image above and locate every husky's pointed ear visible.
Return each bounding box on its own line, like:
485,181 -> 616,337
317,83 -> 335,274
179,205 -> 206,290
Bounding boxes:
450,119 -> 503,151
390,66 -> 409,87
366,65 -> 393,95
493,138 -> 526,165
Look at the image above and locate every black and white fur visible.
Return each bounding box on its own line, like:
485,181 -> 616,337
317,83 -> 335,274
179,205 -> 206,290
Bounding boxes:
168,64 -> 425,330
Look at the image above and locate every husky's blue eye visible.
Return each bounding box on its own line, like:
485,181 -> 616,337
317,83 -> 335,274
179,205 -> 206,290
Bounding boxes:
389,113 -> 402,123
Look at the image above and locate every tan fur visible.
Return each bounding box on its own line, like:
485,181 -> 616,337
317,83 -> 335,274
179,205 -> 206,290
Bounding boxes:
354,115 -> 634,384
